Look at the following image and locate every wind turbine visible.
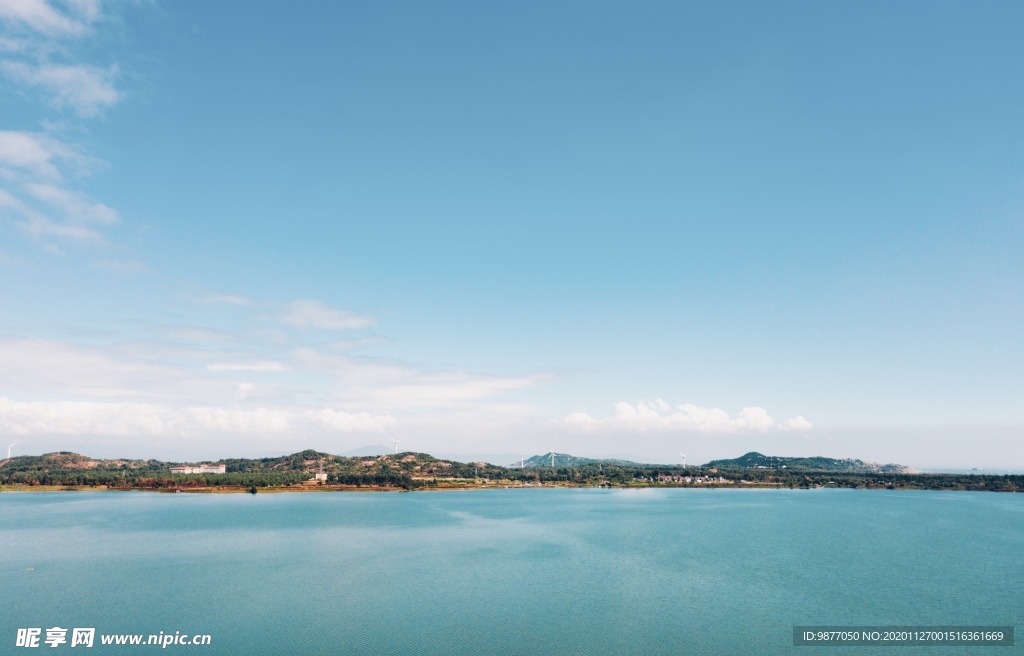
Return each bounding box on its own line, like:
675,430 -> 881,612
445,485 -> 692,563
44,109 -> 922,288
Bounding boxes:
6,442 -> 16,460
391,438 -> 402,454
680,452 -> 687,468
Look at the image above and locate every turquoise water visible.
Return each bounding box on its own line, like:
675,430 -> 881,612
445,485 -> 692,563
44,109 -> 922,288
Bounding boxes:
0,488 -> 1020,655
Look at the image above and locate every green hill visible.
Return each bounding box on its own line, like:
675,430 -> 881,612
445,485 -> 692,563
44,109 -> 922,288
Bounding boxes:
0,449 -> 480,488
703,451 -> 914,473
4,449 -> 1021,492
519,452 -> 642,468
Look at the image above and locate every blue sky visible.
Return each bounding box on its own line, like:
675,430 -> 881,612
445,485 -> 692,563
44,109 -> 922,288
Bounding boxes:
1,0 -> 1022,468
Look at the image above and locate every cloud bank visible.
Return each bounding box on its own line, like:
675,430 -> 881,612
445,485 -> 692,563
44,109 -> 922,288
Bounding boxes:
0,296 -> 543,450
0,289 -> 813,455
561,399 -> 812,434
0,397 -> 395,439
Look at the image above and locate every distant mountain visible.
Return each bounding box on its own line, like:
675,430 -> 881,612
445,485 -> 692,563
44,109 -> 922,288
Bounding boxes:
703,452 -> 915,474
518,452 -> 643,468
3,448 -> 916,479
1,449 -> 470,479
1,449 -> 342,474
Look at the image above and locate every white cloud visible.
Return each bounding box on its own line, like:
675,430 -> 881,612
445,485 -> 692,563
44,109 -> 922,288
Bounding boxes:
0,132 -> 116,244
185,407 -> 289,434
307,408 -> 396,433
1,61 -> 120,116
780,415 -> 814,432
235,383 -> 253,401
0,0 -> 92,37
0,339 -> 236,402
0,397 -> 169,436
196,291 -> 255,306
206,361 -> 287,372
18,211 -> 103,240
283,300 -> 374,331
25,182 -> 118,224
0,396 -> 403,440
293,347 -> 547,410
736,406 -> 775,430
561,399 -> 782,434
0,130 -> 74,180
562,411 -> 598,430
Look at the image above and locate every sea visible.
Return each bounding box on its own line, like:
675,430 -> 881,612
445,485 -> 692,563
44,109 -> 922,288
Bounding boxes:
1,488 -> 1020,655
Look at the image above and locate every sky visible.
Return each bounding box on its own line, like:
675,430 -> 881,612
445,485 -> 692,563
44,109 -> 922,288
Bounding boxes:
1,0 -> 1022,469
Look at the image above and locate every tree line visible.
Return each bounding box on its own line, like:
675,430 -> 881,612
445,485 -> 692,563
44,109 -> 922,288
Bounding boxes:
2,457 -> 1021,492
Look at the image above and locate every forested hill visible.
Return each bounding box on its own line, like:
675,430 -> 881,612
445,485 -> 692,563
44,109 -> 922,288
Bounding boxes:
3,449 -> 1021,492
0,449 -> 479,487
704,452 -> 915,473
519,452 -> 642,468
1,449 -> 341,474
0,449 -> 912,478
1,449 -> 475,471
